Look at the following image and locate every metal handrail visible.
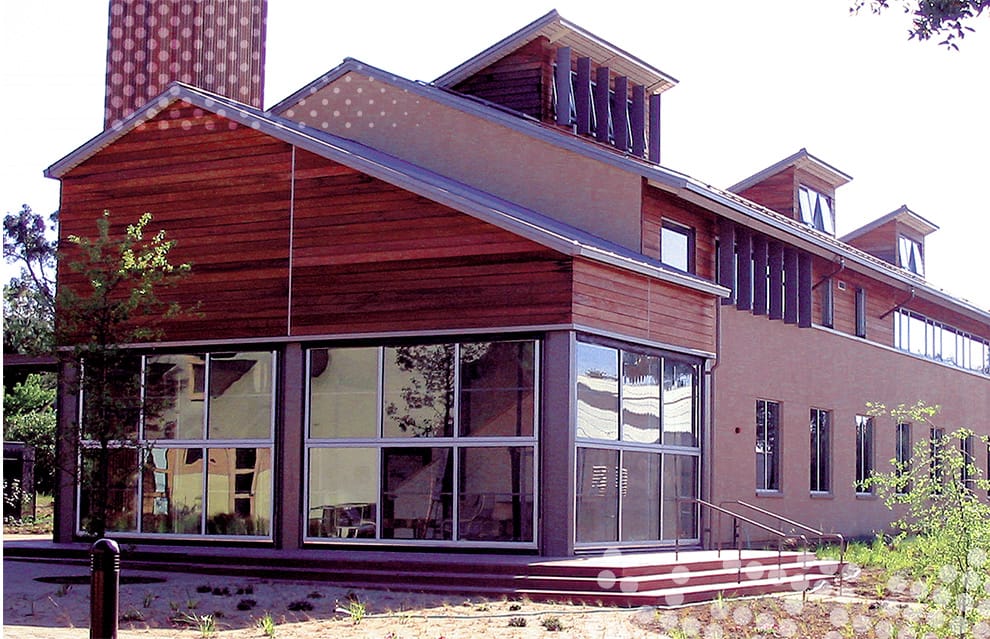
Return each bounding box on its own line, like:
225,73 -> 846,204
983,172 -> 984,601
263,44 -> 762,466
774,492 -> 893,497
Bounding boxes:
675,497 -> 809,585
720,499 -> 846,594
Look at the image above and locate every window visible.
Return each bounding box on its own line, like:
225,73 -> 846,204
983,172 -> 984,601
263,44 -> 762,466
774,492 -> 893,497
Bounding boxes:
855,415 -> 874,494
855,287 -> 867,338
306,340 -> 538,545
809,408 -> 831,493
798,185 -> 835,235
78,351 -> 276,537
661,222 -> 694,273
575,340 -> 701,545
898,235 -> 924,277
930,427 -> 945,487
756,400 -> 780,492
820,278 -> 834,328
896,422 -> 911,494
961,434 -> 975,490
893,309 -> 989,375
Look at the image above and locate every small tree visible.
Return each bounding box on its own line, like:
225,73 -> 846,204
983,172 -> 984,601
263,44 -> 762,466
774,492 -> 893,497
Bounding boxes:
59,211 -> 191,538
3,204 -> 57,355
866,401 -> 990,637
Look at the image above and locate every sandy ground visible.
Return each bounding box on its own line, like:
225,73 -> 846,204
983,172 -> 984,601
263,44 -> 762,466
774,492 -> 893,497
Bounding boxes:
2,547 -> 660,639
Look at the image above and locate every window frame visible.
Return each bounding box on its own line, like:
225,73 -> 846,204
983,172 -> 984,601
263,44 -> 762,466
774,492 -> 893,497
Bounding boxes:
809,407 -> 831,494
855,415 -> 875,495
756,399 -> 781,493
660,220 -> 695,274
895,422 -> 912,494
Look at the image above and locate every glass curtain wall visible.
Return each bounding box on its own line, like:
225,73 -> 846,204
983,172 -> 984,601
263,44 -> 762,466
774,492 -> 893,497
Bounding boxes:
574,340 -> 702,547
77,351 -> 276,537
305,340 -> 538,546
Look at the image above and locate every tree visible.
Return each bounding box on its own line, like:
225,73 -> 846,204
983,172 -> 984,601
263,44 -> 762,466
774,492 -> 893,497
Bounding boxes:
3,205 -> 57,355
865,401 -> 990,637
851,1 -> 990,49
3,373 -> 57,494
60,211 -> 191,538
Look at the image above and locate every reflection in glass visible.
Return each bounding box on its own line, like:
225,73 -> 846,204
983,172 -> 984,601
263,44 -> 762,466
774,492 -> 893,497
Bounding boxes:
79,447 -> 139,532
383,345 -> 454,438
620,451 -> 661,541
144,354 -> 205,439
308,447 -> 378,538
141,447 -> 204,534
205,447 -> 271,535
207,352 -> 274,439
576,447 -> 618,543
381,448 -> 452,539
622,352 -> 660,443
309,348 -> 379,439
576,343 -> 618,440
81,354 -> 142,441
661,454 -> 698,540
458,447 -> 533,542
663,360 -> 697,446
459,341 -> 535,437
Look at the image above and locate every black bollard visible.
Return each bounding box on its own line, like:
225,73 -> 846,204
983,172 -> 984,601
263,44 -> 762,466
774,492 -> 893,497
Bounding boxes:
90,538 -> 120,639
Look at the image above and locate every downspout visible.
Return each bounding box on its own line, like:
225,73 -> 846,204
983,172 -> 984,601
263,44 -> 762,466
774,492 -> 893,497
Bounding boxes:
813,256 -> 845,289
702,295 -> 722,549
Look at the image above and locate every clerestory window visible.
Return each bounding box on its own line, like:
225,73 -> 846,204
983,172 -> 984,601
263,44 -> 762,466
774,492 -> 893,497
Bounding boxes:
798,185 -> 835,235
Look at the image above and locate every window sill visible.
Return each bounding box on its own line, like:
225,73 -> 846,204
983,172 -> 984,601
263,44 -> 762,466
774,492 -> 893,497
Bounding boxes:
755,490 -> 783,498
809,492 -> 833,499
855,492 -> 877,500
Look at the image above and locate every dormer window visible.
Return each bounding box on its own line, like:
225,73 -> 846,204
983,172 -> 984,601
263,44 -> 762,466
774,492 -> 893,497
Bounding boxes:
898,235 -> 924,277
798,185 -> 835,235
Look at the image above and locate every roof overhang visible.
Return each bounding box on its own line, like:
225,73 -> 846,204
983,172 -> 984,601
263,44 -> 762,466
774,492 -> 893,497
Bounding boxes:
842,204 -> 939,243
728,148 -> 853,194
433,9 -> 678,94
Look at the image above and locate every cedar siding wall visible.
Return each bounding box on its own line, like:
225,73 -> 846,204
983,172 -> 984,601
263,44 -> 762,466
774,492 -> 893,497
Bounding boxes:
289,149 -> 573,334
845,224 -> 897,266
736,167 -> 795,219
58,103 -> 294,341
572,259 -> 716,353
641,185 -> 717,280
452,38 -> 551,120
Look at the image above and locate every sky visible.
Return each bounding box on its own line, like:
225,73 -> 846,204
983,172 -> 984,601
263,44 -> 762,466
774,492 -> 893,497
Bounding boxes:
1,1 -> 988,310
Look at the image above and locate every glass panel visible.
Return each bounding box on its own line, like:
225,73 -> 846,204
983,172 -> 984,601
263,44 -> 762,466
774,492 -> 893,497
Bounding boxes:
575,342 -> 618,440
810,409 -> 831,492
576,447 -> 618,543
620,451 -> 661,541
205,447 -> 271,535
896,423 -> 912,494
856,416 -> 874,492
458,447 -> 534,542
207,352 -> 273,439
381,447 -> 453,540
663,360 -> 697,447
383,345 -> 455,438
309,347 -> 379,439
622,352 -> 660,443
756,400 -> 780,491
141,447 -> 204,534
307,447 -> 378,539
79,447 -> 139,533
909,315 -> 926,355
661,454 -> 698,540
81,354 -> 142,441
661,226 -> 690,272
459,341 -> 536,438
798,187 -> 813,226
144,354 -> 206,439
820,196 -> 834,235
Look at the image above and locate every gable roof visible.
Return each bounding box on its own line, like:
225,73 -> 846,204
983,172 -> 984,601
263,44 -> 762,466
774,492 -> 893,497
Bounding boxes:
45,82 -> 726,300
842,204 -> 939,243
433,9 -> 678,94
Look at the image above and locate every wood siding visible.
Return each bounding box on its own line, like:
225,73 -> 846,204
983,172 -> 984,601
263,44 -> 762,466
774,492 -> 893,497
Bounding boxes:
572,259 -> 716,353
736,167 -> 796,219
642,184 -> 717,281
452,38 -> 551,120
59,103 -> 293,341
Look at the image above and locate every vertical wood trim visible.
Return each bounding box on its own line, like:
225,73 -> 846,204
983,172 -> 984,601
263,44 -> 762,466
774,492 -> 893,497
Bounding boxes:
276,343 -> 304,550
798,251 -> 813,328
784,246 -> 799,324
736,226 -> 753,311
540,331 -> 576,556
631,85 -> 646,157
594,66 -> 611,142
752,234 -> 768,316
768,241 -> 784,320
575,57 -> 592,135
717,218 -> 736,305
648,94 -> 661,163
287,146 -> 296,336
613,76 -> 629,151
555,47 -> 572,126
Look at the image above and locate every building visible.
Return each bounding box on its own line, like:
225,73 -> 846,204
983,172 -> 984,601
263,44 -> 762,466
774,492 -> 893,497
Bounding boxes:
47,6 -> 989,558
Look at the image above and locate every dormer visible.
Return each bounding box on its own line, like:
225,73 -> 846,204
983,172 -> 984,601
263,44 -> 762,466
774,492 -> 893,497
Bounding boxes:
434,10 -> 677,163
841,205 -> 938,278
728,149 -> 852,236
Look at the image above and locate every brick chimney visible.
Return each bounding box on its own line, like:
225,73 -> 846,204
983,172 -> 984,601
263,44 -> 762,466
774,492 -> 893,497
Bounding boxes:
104,0 -> 267,129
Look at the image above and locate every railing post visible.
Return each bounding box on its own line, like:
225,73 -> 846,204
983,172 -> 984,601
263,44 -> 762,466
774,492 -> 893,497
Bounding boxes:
90,538 -> 120,639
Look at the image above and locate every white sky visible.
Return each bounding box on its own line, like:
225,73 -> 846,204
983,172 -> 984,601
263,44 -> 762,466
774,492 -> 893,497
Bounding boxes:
1,1 -> 988,310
